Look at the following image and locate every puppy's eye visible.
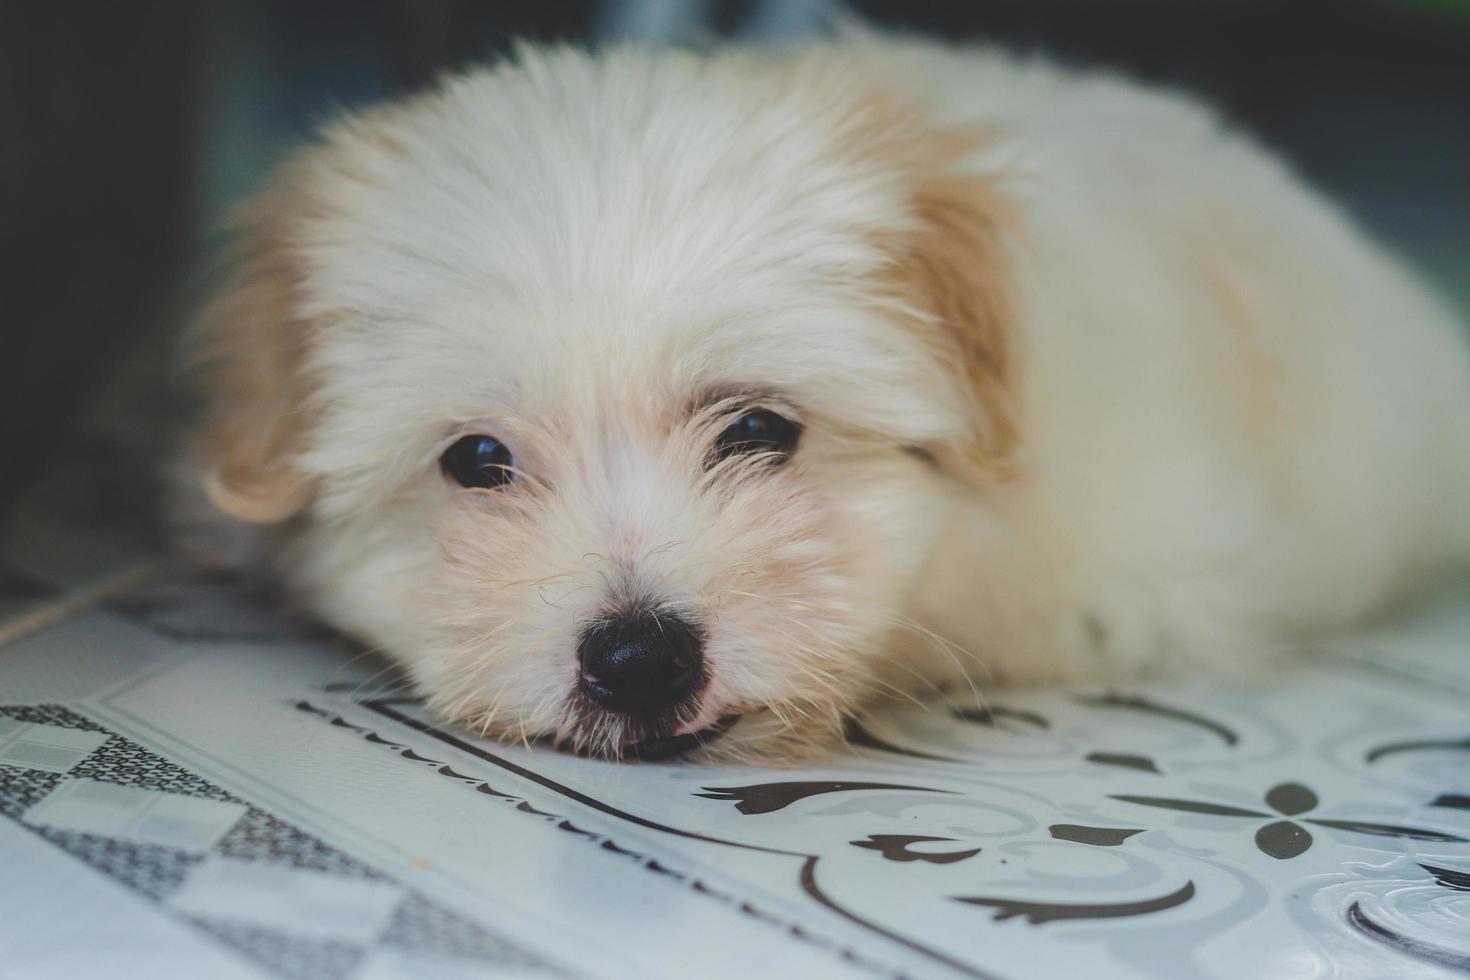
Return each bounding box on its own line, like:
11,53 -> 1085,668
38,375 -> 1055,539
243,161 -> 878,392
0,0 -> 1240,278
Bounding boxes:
441,434 -> 514,489
711,409 -> 801,464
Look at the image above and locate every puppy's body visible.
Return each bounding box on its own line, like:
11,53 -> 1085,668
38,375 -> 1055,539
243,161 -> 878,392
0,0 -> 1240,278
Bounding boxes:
889,42 -> 1470,683
189,37 -> 1470,758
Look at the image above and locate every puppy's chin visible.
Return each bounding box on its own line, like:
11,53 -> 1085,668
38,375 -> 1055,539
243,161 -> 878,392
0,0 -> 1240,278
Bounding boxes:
427,692 -> 851,764
624,703 -> 853,765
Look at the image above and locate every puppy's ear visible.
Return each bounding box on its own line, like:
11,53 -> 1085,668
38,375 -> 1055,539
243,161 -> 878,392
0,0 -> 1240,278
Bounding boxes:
890,164 -> 1021,486
192,190 -> 315,524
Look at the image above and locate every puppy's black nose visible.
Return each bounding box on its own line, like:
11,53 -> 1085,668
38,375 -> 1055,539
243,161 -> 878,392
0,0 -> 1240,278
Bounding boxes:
577,613 -> 703,715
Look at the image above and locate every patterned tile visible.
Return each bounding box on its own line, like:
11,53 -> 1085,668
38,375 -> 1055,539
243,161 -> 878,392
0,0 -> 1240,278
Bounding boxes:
34,828 -> 204,900
216,807 -> 383,880
381,891 -> 557,968
0,704 -> 571,980
191,917 -> 367,980
71,735 -> 239,802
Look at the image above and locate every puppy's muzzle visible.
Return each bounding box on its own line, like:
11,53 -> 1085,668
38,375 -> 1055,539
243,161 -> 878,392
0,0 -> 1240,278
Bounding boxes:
577,612 -> 703,716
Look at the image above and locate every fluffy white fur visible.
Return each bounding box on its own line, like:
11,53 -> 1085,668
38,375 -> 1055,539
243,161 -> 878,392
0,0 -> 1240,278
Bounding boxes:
186,35 -> 1470,760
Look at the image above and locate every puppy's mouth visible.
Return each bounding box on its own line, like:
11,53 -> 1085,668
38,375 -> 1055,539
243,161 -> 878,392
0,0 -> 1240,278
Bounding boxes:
622,712 -> 742,760
556,689 -> 741,760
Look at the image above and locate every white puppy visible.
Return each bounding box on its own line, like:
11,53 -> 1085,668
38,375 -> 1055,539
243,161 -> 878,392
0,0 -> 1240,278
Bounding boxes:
188,35 -> 1470,760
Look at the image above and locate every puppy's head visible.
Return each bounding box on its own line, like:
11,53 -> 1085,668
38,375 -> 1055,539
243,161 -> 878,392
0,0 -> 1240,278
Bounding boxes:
192,44 -> 1019,760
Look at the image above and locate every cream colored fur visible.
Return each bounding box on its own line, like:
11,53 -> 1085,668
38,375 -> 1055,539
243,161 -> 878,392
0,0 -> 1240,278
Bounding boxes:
185,36 -> 1470,759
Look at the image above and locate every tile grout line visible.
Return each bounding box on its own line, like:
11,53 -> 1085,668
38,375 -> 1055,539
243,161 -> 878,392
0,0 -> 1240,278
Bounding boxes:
0,560 -> 162,648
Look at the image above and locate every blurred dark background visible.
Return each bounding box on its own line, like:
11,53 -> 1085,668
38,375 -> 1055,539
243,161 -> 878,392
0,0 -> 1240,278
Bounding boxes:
3,0 -> 1468,555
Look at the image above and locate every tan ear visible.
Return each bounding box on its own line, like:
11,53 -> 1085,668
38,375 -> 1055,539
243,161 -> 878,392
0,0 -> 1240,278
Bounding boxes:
888,159 -> 1022,486
191,189 -> 314,524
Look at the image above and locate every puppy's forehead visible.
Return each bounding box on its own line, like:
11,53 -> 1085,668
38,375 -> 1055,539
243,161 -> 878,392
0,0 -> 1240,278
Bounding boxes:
293,47 -> 964,496
303,47 -> 910,308
300,51 -> 916,354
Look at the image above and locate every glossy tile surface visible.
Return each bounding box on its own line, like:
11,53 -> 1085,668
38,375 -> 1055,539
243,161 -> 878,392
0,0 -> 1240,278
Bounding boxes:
0,559 -> 1466,979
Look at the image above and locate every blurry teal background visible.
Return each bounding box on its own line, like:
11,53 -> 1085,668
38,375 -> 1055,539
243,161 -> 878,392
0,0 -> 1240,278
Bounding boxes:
197,0 -> 1470,313
2,0 -> 1468,529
